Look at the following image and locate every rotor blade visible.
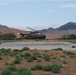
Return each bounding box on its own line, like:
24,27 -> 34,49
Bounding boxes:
27,27 -> 38,32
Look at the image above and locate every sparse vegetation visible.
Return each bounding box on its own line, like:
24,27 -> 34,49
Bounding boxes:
31,64 -> 43,70
63,51 -> 76,58
37,59 -> 41,62
63,61 -> 67,64
0,56 -> 2,60
52,48 -> 63,51
31,64 -> 62,73
17,68 -> 32,75
27,56 -> 33,62
0,47 -> 76,75
62,34 -> 76,39
43,54 -> 50,61
7,66 -> 17,72
14,58 -> 21,64
0,33 -> 16,40
24,52 -> 31,59
72,46 -> 76,48
1,69 -> 13,75
1,67 -> 32,75
27,55 -> 37,62
22,47 -> 30,51
50,64 -> 62,73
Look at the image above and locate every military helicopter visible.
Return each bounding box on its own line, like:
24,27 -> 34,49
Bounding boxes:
18,27 -> 46,39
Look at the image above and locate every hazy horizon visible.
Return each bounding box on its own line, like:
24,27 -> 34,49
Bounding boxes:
0,0 -> 76,30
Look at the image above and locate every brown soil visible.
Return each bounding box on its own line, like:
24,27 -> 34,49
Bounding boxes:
0,49 -> 76,75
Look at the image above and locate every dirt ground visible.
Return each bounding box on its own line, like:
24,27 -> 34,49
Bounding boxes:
0,49 -> 76,75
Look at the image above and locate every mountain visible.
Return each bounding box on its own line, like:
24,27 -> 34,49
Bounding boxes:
41,22 -> 76,37
0,24 -> 8,28
0,22 -> 76,39
47,27 -> 54,30
57,22 -> 76,30
0,24 -> 29,38
41,27 -> 54,32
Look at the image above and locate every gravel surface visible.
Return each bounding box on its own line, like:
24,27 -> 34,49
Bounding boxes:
0,41 -> 76,50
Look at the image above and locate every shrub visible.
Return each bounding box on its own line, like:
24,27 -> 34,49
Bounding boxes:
63,51 -> 76,58
31,66 -> 36,70
43,54 -> 50,61
15,56 -> 22,61
52,57 -> 57,59
33,52 -> 41,57
69,55 -> 76,58
0,48 -> 6,51
24,52 -> 31,59
12,52 -> 19,56
20,53 -> 25,57
43,64 -> 62,73
60,55 -> 66,58
17,68 -> 32,75
1,69 -> 13,75
31,55 -> 37,60
14,58 -> 21,64
26,55 -> 37,62
51,64 -> 62,73
9,52 -> 17,57
6,48 -> 11,50
7,66 -> 17,72
4,62 -> 9,65
0,33 -> 16,40
19,50 -> 24,52
31,64 -> 63,73
63,51 -> 74,55
13,49 -> 19,52
0,56 -> 2,60
27,57 -> 33,62
66,52 -> 76,55
6,49 -> 11,52
43,65 -> 53,71
0,48 -> 6,53
63,61 -> 67,64
1,67 -> 32,75
31,64 -> 43,70
0,52 -> 2,56
44,50 -> 48,52
72,46 -> 76,48
22,47 -> 30,51
52,48 -> 63,51
37,59 -> 41,62
62,34 -> 76,39
35,64 -> 43,70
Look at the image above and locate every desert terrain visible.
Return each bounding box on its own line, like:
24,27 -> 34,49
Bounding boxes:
0,48 -> 76,75
0,22 -> 76,75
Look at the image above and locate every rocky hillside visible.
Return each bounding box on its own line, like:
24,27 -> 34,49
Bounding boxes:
57,22 -> 76,30
0,24 -> 29,37
41,22 -> 76,36
0,22 -> 76,39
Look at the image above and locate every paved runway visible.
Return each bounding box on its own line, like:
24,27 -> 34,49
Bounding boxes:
0,41 -> 76,50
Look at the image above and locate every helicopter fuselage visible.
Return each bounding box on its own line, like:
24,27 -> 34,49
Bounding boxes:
29,32 -> 46,39
18,27 -> 46,39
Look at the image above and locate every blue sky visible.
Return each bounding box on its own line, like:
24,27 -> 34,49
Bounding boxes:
0,0 -> 76,30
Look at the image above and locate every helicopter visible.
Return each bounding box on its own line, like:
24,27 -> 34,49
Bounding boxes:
18,27 -> 46,39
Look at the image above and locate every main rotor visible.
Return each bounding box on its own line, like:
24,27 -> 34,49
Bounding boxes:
27,27 -> 39,33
